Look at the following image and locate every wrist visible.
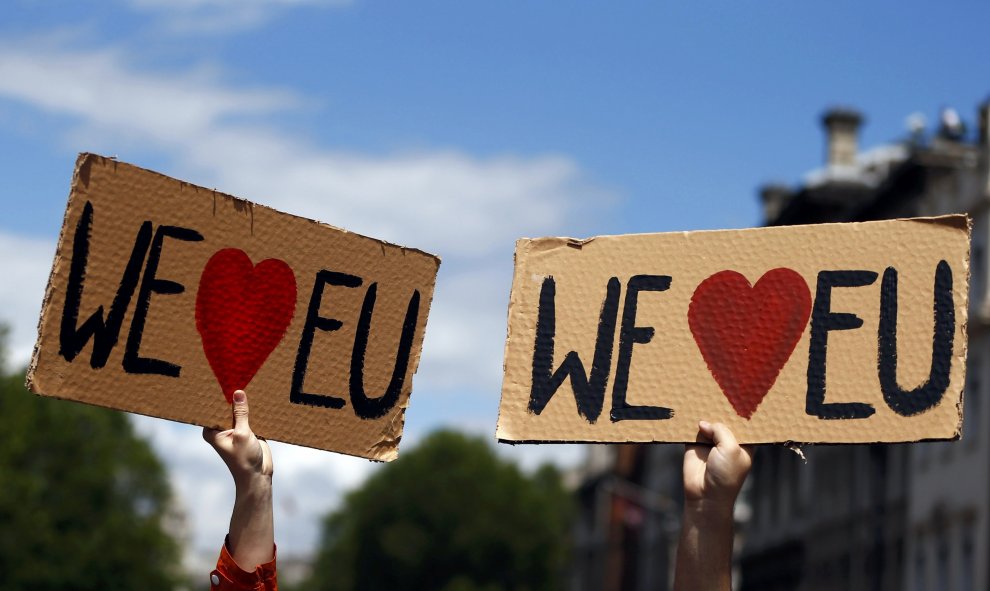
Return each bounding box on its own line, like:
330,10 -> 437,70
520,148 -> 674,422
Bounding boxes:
234,472 -> 273,497
682,498 -> 736,527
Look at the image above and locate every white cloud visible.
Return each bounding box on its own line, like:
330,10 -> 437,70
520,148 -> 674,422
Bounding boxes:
416,266 -> 514,392
121,0 -> 350,34
0,232 -> 56,369
0,47 -> 297,145
187,136 -> 604,258
0,38 -> 612,573
0,42 -> 610,257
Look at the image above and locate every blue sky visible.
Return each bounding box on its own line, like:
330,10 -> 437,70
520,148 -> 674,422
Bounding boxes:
2,0 -> 989,573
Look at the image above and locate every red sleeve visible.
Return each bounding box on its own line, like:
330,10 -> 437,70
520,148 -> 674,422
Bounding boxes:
209,537 -> 278,591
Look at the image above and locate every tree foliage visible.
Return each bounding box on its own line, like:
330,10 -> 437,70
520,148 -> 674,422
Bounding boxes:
0,347 -> 181,590
303,430 -> 573,591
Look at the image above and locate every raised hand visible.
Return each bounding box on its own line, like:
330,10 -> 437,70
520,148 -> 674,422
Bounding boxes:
674,421 -> 753,591
682,420 -> 752,509
204,389 -> 275,572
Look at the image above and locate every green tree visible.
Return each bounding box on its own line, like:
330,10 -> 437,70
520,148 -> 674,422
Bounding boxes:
302,430 -> 573,591
0,341 -> 181,590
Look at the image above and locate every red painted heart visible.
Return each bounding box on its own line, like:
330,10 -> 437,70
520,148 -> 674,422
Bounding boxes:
688,268 -> 811,419
196,248 -> 297,403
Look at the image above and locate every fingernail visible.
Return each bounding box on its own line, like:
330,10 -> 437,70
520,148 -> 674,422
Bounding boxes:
699,420 -> 711,430
233,390 -> 246,403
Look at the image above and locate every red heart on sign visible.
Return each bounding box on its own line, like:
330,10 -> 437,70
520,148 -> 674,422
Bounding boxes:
196,248 -> 297,403
688,268 -> 811,419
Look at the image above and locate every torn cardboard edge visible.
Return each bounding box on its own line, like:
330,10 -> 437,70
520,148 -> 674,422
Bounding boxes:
69,153 -> 443,263
514,213 -> 970,251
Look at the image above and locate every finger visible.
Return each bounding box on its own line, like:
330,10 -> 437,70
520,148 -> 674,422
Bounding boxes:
684,443 -> 710,463
696,420 -> 715,444
259,439 -> 274,476
739,444 -> 756,467
709,422 -> 740,450
232,390 -> 250,432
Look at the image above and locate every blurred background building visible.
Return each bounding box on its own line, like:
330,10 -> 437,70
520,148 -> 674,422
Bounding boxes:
570,444 -> 683,591
570,97 -> 990,591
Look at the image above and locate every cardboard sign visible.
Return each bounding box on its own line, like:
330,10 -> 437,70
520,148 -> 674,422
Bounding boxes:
27,154 -> 440,461
497,217 -> 970,444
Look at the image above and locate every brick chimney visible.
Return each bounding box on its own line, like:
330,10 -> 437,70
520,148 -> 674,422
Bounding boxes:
822,108 -> 863,167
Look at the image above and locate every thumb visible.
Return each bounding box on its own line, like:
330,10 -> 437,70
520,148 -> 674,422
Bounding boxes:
232,390 -> 250,432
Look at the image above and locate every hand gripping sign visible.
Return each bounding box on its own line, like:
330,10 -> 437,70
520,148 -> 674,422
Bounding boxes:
497,218 -> 970,444
27,154 -> 440,461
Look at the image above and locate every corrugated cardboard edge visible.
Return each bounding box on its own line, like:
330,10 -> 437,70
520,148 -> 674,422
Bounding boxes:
26,153 -> 442,462
67,153 -> 443,263
513,214 -> 970,257
496,214 -> 972,445
25,153 -> 92,394
953,214 -> 973,441
495,238 -> 530,442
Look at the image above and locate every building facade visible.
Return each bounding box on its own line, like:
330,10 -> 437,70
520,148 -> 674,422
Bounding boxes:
742,101 -> 990,591
570,443 -> 716,591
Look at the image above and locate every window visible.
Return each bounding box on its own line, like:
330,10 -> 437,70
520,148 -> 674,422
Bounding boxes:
971,242 -> 985,310
935,535 -> 949,591
970,212 -> 989,313
767,449 -> 780,526
789,451 -> 802,517
960,526 -> 974,591
965,357 -> 981,449
917,441 -> 932,469
914,542 -> 927,591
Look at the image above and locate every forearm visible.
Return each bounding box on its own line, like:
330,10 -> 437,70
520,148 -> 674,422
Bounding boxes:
673,500 -> 735,591
227,474 -> 275,569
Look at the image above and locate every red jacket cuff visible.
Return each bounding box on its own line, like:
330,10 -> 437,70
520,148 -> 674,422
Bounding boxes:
210,536 -> 277,590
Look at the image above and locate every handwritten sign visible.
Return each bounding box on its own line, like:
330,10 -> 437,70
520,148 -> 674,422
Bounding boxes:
497,218 -> 969,444
27,154 -> 440,461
